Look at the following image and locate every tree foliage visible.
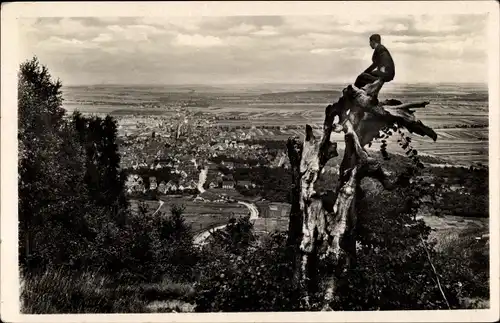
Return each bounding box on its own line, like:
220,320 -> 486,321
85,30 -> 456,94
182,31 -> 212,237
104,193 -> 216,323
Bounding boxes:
195,230 -> 301,312
18,57 -> 90,270
19,58 -> 133,273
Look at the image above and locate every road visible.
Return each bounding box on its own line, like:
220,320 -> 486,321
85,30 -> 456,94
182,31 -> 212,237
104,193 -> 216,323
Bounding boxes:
236,201 -> 259,220
152,200 -> 165,216
193,200 -> 259,246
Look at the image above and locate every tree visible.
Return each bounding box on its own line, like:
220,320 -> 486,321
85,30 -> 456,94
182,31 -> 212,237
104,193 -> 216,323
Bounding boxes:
18,58 -> 129,272
72,113 -> 128,215
18,57 -> 91,269
286,79 -> 438,308
207,216 -> 256,254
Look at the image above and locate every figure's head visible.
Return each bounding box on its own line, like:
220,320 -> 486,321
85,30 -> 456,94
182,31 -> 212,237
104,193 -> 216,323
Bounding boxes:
369,34 -> 381,49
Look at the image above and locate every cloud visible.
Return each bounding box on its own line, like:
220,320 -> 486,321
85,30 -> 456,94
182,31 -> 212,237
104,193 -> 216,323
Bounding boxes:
413,15 -> 460,32
393,23 -> 409,32
384,30 -> 486,60
172,34 -> 224,48
310,48 -> 346,55
107,25 -> 125,33
138,16 -> 206,32
95,17 -> 123,24
281,16 -> 338,34
43,18 -> 98,37
251,26 -> 279,37
119,24 -> 165,41
17,14 -> 488,85
94,24 -> 169,43
227,23 -> 257,34
36,36 -> 98,52
92,33 -> 113,43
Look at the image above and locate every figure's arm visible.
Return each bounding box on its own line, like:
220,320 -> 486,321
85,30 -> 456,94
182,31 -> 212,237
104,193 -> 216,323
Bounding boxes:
364,62 -> 376,73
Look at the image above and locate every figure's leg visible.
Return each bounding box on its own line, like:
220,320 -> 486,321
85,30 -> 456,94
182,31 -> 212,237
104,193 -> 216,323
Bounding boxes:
371,70 -> 393,82
354,72 -> 378,88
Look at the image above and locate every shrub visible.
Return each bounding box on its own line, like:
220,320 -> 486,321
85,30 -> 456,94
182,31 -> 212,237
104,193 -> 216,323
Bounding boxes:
98,204 -> 199,284
327,177 -> 489,310
205,216 -> 256,254
194,176 -> 489,311
194,232 -> 301,312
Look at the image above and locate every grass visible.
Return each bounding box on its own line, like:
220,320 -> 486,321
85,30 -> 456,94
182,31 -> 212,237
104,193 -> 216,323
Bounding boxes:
21,270 -> 196,314
21,270 -> 146,313
115,277 -> 195,303
433,226 -> 490,305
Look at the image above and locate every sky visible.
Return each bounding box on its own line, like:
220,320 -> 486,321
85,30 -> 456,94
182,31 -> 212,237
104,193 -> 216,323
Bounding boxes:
18,14 -> 489,85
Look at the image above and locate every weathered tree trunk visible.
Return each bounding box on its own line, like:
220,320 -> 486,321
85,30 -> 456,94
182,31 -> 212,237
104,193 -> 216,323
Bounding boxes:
286,79 -> 438,309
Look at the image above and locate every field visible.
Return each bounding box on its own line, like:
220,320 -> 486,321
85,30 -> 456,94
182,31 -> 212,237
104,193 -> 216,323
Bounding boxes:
62,82 -> 489,165
131,194 -> 250,233
253,217 -> 289,234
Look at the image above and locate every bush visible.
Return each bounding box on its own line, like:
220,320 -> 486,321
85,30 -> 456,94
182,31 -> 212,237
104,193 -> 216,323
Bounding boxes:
95,204 -> 199,284
205,216 -> 256,254
194,178 -> 489,311
438,190 -> 488,217
194,232 -> 301,312
327,180 -> 488,310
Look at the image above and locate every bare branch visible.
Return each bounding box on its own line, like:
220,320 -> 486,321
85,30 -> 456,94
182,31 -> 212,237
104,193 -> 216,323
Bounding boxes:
383,101 -> 430,110
345,84 -> 438,141
362,78 -> 385,97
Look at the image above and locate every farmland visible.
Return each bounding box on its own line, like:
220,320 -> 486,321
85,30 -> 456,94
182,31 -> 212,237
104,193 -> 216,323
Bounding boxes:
130,194 -> 251,233
62,82 -> 489,165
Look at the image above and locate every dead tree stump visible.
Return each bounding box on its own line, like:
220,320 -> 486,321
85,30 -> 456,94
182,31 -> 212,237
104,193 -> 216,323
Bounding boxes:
286,79 -> 438,309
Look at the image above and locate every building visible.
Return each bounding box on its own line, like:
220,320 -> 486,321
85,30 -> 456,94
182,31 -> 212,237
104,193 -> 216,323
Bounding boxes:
221,175 -> 235,189
125,174 -> 140,190
270,203 -> 291,218
225,162 -> 235,169
187,180 -> 198,189
125,174 -> 146,194
149,177 -> 157,190
236,180 -> 253,189
158,181 -> 167,194
222,181 -> 234,189
260,202 -> 291,218
165,180 -> 176,192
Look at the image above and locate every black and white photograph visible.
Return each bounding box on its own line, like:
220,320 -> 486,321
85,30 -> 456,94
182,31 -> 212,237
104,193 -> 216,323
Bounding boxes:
1,1 -> 499,322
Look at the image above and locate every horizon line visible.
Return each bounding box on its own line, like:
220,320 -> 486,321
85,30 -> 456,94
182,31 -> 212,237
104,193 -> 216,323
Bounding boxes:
62,81 -> 489,87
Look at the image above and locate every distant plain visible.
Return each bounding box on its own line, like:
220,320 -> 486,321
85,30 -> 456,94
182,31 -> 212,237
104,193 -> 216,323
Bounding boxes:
62,83 -> 489,165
